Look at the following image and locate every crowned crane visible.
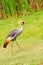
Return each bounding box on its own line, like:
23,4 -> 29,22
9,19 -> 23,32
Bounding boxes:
3,20 -> 24,49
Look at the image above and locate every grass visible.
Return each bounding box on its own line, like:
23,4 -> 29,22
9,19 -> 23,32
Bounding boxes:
0,11 -> 43,65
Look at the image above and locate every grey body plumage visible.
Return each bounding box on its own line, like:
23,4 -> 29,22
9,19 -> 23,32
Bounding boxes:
7,28 -> 23,41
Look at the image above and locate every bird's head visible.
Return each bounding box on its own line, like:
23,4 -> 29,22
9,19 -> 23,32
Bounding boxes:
18,19 -> 24,26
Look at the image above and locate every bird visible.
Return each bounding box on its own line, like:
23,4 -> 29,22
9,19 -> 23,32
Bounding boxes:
3,20 -> 24,49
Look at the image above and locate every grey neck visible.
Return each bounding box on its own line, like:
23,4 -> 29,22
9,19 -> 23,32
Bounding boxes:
20,25 -> 24,31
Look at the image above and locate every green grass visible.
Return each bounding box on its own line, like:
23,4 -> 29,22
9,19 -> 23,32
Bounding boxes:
0,11 -> 43,65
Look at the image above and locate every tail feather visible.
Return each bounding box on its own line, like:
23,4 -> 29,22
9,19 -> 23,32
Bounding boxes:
3,40 -> 8,48
3,37 -> 12,48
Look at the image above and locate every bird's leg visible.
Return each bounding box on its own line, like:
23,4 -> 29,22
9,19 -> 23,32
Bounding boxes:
15,40 -> 23,50
11,41 -> 14,51
10,41 -> 14,55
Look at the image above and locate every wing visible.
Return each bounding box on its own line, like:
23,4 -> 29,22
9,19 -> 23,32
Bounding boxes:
6,28 -> 23,41
6,29 -> 19,38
